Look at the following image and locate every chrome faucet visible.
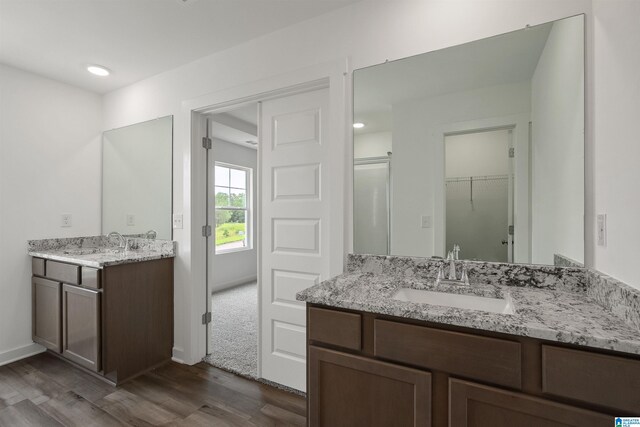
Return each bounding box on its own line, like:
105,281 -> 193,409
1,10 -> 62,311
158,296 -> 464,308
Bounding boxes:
436,246 -> 470,285
107,231 -> 127,250
447,251 -> 457,280
145,229 -> 158,239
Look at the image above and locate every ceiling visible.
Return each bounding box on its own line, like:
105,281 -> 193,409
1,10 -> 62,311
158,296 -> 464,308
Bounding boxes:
0,0 -> 357,94
354,21 -> 553,134
209,103 -> 258,150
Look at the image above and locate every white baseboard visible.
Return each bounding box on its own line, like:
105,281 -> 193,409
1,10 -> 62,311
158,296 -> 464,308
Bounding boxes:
0,343 -> 46,366
211,275 -> 257,293
172,346 -> 185,364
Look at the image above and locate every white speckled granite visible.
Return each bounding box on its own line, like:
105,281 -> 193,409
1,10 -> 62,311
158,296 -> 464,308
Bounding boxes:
346,254 -> 587,292
28,235 -> 176,268
297,254 -> 640,356
554,253 -> 584,268
586,269 -> 640,331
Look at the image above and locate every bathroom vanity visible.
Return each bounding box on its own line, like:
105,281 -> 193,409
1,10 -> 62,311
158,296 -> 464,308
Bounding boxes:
299,255 -> 640,427
28,236 -> 176,385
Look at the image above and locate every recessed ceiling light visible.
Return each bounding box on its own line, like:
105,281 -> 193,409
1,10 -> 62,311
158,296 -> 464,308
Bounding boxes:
87,65 -> 110,77
353,123 -> 365,129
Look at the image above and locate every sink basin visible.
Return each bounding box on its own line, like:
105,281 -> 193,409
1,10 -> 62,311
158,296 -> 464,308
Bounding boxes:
392,288 -> 515,314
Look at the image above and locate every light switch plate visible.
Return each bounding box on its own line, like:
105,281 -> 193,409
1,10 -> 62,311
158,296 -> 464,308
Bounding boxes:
61,214 -> 72,227
173,213 -> 183,229
597,214 -> 607,246
126,214 -> 135,226
421,215 -> 432,228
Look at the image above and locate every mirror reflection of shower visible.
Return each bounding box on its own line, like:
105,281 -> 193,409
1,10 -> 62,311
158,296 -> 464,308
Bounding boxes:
354,152 -> 392,255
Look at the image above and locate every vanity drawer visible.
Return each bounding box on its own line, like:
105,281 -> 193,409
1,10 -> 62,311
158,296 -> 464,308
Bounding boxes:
81,267 -> 101,290
308,307 -> 362,350
542,345 -> 640,413
32,258 -> 46,277
46,260 -> 80,285
374,319 -> 522,389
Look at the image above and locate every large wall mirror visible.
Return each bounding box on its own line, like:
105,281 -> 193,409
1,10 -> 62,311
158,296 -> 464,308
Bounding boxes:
102,116 -> 173,240
353,15 -> 584,267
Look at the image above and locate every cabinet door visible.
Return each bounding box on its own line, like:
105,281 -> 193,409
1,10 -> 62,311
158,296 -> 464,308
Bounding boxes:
32,277 -> 61,352
449,379 -> 612,427
309,346 -> 431,427
62,284 -> 101,372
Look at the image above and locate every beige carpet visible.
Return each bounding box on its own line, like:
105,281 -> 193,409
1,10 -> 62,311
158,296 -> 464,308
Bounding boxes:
204,282 -> 258,379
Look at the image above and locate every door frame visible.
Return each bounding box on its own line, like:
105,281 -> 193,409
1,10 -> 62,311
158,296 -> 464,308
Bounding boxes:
181,59 -> 349,366
443,126 -> 514,262
436,113 -> 530,262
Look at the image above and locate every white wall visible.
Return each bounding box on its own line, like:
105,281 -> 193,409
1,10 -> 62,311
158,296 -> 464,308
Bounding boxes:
445,130 -> 511,178
531,17 -> 585,265
391,81 -> 531,258
103,116 -> 173,240
593,0 -> 640,290
354,131 -> 392,159
210,137 -> 258,292
102,0 -> 594,363
0,64 -> 102,365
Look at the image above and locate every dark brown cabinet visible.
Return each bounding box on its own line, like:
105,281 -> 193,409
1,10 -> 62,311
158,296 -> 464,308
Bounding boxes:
32,277 -> 61,352
541,345 -> 640,414
309,346 -> 431,427
306,305 -> 636,427
62,284 -> 101,372
31,257 -> 173,385
449,379 -> 611,427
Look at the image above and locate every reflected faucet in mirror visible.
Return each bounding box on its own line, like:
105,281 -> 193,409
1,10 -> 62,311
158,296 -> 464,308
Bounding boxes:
107,231 -> 127,251
145,229 -> 158,239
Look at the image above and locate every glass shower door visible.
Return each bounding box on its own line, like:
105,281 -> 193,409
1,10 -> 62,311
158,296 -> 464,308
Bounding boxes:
354,158 -> 391,255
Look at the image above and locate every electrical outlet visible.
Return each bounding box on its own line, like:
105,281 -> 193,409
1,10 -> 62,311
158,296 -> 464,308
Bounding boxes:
61,214 -> 72,227
597,214 -> 607,246
173,213 -> 183,229
126,214 -> 135,226
421,215 -> 432,228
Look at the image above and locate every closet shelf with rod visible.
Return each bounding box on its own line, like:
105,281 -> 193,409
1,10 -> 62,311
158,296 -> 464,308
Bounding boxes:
446,174 -> 509,204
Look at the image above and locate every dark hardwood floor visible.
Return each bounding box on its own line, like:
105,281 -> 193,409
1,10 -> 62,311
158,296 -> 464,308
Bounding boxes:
0,352 -> 306,426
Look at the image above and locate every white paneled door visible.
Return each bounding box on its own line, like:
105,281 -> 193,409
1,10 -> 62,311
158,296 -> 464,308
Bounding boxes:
260,88 -> 330,391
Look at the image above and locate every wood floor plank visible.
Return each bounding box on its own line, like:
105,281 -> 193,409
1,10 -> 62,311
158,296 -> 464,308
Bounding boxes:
260,403 -> 306,427
190,363 -> 307,417
149,367 -> 289,427
162,404 -> 257,427
7,360 -> 70,405
0,371 -> 25,411
21,353 -> 91,389
120,375 -> 203,418
71,377 -> 117,405
1,354 -> 306,427
0,364 -> 62,405
96,389 -> 182,426
0,399 -> 63,427
39,390 -> 128,427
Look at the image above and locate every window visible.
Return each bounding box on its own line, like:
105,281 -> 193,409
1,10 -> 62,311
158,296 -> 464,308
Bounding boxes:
214,163 -> 251,253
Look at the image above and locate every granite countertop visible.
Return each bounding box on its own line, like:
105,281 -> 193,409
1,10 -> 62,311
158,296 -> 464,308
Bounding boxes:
296,256 -> 640,356
28,235 -> 176,268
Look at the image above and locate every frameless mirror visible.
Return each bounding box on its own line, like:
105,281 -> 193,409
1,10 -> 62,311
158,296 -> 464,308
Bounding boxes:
102,116 -> 173,240
353,15 -> 584,267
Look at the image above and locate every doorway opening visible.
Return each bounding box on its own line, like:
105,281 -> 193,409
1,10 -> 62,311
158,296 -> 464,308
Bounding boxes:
444,127 -> 514,262
190,73 -> 338,392
203,103 -> 260,379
